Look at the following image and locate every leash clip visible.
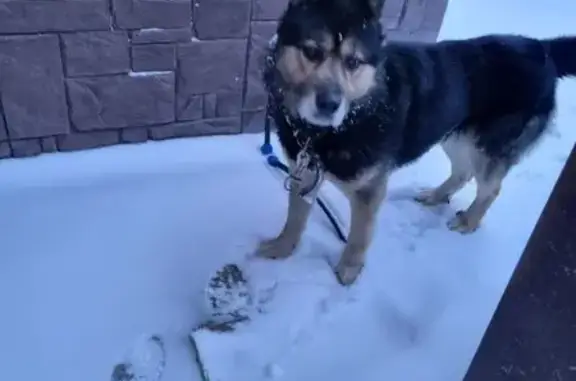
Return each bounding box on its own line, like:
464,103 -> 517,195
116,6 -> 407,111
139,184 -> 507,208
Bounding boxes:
284,138 -> 323,201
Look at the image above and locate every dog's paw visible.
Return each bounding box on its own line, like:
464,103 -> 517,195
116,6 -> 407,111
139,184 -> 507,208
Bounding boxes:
334,259 -> 365,286
414,189 -> 450,206
255,236 -> 297,259
447,211 -> 479,234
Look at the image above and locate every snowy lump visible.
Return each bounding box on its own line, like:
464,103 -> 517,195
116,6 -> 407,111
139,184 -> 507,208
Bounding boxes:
203,263 -> 252,332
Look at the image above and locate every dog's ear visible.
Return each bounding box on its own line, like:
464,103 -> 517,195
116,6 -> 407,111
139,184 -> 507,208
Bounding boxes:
366,0 -> 385,18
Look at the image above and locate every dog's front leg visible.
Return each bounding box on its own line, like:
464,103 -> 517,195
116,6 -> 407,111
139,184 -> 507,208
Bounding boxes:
257,165 -> 322,259
335,180 -> 387,285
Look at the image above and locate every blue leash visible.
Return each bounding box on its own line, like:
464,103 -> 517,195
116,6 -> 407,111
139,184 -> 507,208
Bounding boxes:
259,105 -> 347,243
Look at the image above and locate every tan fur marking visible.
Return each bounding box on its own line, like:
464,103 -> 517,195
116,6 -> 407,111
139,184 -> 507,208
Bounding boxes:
336,176 -> 388,285
416,133 -> 510,234
338,37 -> 377,100
256,159 -> 324,259
277,46 -> 315,85
415,135 -> 475,205
314,57 -> 337,83
277,35 -> 377,100
308,34 -> 334,51
338,65 -> 377,100
340,37 -> 366,61
328,165 -> 381,196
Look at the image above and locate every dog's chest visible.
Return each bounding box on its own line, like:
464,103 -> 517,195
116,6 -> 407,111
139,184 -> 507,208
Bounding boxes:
276,128 -> 385,183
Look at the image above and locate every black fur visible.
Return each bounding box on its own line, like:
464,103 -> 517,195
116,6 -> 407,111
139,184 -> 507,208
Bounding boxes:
264,0 -> 576,183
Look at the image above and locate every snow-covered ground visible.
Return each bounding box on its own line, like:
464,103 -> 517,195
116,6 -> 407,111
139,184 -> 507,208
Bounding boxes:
1,1 -> 575,380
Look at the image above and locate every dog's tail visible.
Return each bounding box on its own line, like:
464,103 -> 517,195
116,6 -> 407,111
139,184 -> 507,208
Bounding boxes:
542,36 -> 576,78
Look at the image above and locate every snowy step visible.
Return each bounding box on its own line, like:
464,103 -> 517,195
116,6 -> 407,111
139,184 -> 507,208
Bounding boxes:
190,256 -> 348,381
110,335 -> 166,381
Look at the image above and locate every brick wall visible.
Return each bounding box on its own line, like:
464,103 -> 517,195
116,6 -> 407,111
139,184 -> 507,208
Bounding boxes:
0,0 -> 447,160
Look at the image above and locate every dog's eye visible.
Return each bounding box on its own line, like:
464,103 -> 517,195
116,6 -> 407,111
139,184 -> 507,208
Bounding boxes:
301,45 -> 324,62
343,56 -> 362,71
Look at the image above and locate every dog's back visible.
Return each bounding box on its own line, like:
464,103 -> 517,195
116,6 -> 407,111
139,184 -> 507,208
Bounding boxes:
407,34 -> 576,233
384,35 -> 576,165
439,35 -> 570,121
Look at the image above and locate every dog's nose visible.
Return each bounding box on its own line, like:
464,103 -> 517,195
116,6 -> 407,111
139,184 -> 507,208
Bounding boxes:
315,90 -> 341,115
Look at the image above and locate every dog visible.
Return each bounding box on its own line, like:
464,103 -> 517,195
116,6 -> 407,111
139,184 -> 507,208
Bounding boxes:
257,0 -> 576,286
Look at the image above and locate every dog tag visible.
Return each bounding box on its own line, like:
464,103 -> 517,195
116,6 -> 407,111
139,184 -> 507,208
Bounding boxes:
284,138 -> 323,203
293,149 -> 311,179
294,149 -> 323,203
300,166 -> 323,204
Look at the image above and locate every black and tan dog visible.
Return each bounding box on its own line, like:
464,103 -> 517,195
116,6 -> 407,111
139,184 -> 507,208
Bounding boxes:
257,0 -> 576,285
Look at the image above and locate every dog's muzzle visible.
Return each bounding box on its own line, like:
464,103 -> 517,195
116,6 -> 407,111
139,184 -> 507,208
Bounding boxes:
315,85 -> 343,117
297,84 -> 348,129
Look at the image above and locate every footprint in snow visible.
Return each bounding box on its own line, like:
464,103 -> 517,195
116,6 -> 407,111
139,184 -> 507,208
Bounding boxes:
386,185 -> 455,240
110,334 -> 166,381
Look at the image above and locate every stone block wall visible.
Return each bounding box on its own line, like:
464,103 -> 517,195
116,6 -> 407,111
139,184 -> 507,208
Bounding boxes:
0,0 -> 447,159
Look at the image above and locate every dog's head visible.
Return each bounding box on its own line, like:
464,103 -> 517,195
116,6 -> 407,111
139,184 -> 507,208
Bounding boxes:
270,0 -> 385,129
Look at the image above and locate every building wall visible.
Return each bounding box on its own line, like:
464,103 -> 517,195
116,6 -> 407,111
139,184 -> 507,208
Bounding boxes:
0,0 -> 447,159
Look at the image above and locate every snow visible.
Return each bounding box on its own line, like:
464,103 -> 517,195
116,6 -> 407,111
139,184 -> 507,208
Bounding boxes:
111,334 -> 165,381
192,254 -> 347,381
128,70 -> 173,78
1,0 -> 575,381
139,28 -> 166,33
